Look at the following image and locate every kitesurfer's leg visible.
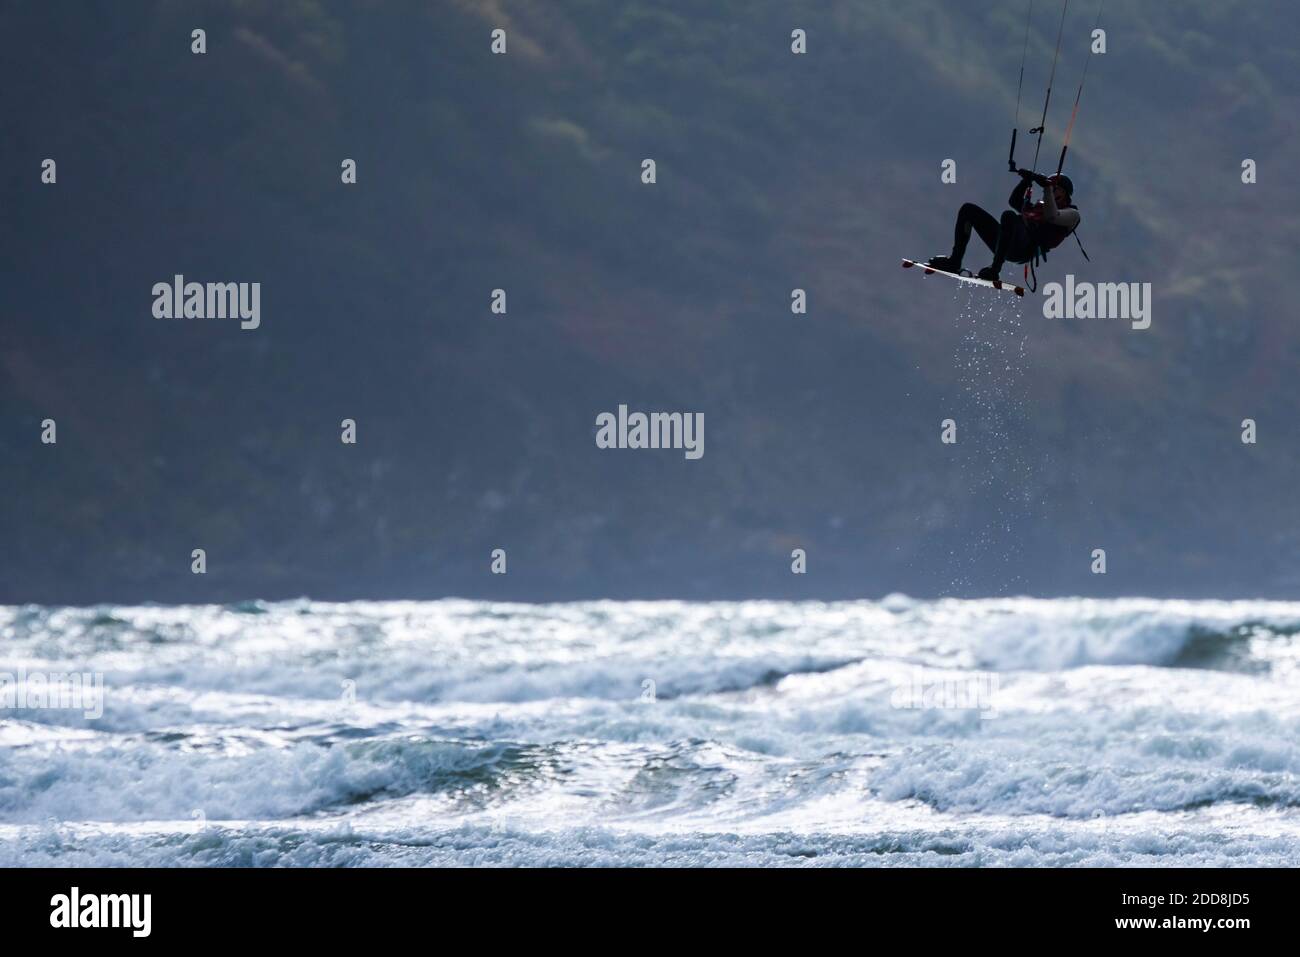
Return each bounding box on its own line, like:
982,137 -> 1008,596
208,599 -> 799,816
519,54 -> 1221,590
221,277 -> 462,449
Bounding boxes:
929,203 -> 999,272
954,203 -> 1000,268
982,209 -> 1032,278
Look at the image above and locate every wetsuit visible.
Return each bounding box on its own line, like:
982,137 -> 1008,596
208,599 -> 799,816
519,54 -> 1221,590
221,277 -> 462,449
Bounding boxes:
949,178 -> 1080,272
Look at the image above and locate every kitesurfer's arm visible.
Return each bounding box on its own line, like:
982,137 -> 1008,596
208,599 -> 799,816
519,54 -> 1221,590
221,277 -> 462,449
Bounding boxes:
1009,168 -> 1034,210
1009,179 -> 1031,211
1039,179 -> 1081,229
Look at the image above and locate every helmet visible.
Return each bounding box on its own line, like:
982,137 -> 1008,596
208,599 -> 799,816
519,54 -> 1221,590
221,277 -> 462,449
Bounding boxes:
1048,173 -> 1074,197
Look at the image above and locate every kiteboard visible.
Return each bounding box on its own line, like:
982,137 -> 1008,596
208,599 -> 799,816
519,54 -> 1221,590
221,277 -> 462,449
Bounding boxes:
901,259 -> 1025,297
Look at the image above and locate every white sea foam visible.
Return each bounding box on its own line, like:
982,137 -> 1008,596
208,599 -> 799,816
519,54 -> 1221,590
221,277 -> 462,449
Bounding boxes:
1,597 -> 1298,865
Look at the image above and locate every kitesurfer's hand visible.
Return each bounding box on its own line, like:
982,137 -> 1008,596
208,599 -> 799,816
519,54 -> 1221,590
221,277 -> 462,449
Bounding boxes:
1031,172 -> 1051,187
1016,168 -> 1035,180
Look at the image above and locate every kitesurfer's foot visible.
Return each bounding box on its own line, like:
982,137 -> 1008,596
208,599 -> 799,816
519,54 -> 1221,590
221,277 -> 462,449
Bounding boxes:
926,255 -> 960,273
976,265 -> 1001,281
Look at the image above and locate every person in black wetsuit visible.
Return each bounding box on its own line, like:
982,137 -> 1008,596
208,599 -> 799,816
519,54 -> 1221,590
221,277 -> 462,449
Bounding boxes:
927,170 -> 1079,281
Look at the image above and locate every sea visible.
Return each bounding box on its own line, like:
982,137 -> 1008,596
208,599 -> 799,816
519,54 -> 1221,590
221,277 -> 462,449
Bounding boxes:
2,597 -> 1298,866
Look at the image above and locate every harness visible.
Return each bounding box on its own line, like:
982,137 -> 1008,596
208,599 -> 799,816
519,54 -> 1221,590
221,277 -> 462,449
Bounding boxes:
1021,203 -> 1088,293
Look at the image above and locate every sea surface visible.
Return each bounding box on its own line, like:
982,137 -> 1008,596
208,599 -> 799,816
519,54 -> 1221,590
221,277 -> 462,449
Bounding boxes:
3,597 -> 1299,866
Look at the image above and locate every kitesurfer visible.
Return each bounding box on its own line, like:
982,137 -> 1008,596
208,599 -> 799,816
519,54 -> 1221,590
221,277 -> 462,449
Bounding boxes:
926,170 -> 1079,281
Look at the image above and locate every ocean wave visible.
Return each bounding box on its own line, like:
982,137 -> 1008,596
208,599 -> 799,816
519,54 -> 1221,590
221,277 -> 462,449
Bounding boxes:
869,709 -> 1300,818
4,597 -> 1300,865
5,814 -> 1299,867
6,598 -> 1300,690
0,735 -> 564,824
914,598 -> 1300,672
